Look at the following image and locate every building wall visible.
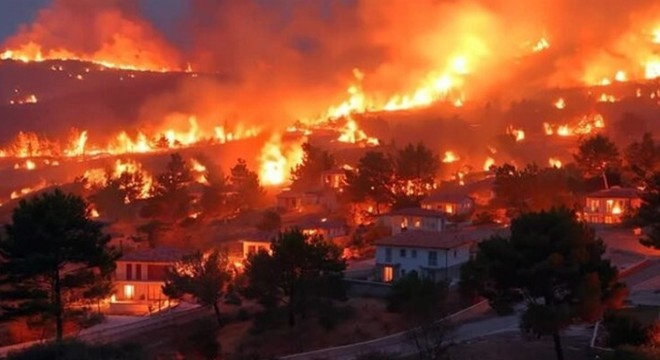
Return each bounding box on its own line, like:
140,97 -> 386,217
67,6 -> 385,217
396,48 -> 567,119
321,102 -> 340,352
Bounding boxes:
114,261 -> 172,302
374,243 -> 472,282
422,198 -> 475,216
381,215 -> 444,234
584,196 -> 641,224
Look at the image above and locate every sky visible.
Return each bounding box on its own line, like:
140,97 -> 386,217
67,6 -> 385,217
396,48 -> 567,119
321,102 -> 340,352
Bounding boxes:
0,0 -> 188,45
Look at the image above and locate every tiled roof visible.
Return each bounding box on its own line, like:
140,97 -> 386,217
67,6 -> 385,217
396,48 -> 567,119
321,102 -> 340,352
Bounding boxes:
587,187 -> 640,199
423,178 -> 494,203
375,227 -> 508,250
119,247 -> 192,263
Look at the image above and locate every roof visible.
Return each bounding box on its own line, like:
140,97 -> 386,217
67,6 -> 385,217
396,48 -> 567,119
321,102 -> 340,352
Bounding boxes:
587,186 -> 640,199
119,247 -> 192,263
375,226 -> 508,250
288,216 -> 345,230
383,207 -> 448,218
423,178 -> 494,204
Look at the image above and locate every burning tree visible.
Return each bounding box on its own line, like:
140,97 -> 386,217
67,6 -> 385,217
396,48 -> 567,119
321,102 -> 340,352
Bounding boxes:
345,151 -> 396,214
394,142 -> 440,204
0,189 -> 119,344
460,208 -> 624,360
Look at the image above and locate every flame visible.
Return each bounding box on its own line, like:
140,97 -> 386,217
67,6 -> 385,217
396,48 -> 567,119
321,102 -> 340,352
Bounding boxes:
554,98 -> 566,109
337,117 -> 379,146
10,180 -> 47,200
442,151 -> 459,163
258,135 -> 304,186
83,159 -> 153,202
597,93 -> 617,103
90,207 -> 100,218
14,159 -> 36,170
532,37 -> 550,53
507,126 -> 525,142
614,70 -> 627,82
543,122 -> 554,135
612,203 -> 622,215
190,159 -> 209,185
483,157 -> 495,171
1,41 -> 176,73
548,158 -> 562,168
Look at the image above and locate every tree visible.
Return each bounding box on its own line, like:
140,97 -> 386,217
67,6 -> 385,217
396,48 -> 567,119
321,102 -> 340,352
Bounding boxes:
290,143 -> 336,190
460,208 -> 624,360
200,168 -> 231,218
574,134 -> 621,189
153,153 -> 192,197
631,173 -> 660,250
229,158 -> 265,211
624,133 -> 660,188
345,151 -> 395,214
242,229 -> 346,326
162,250 -> 232,326
395,142 -> 440,197
0,189 -> 119,344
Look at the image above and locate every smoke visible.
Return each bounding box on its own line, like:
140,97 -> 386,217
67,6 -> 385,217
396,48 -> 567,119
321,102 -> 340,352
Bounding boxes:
2,0 -> 659,132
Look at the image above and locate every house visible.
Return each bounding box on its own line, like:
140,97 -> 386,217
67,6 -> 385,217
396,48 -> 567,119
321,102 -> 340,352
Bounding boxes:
291,216 -> 348,241
321,168 -> 347,190
276,189 -> 322,212
583,187 -> 641,224
110,247 -> 191,314
421,191 -> 475,216
374,227 -> 506,283
378,208 -> 447,235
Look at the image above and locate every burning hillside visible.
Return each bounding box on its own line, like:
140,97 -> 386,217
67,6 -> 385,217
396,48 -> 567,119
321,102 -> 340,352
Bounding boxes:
0,0 -> 658,204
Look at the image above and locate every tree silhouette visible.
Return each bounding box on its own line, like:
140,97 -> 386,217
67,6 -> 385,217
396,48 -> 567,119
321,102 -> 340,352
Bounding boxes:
229,158 -> 264,211
624,133 -> 660,188
631,173 -> 660,250
0,189 -> 119,344
574,135 -> 621,189
460,208 -> 624,360
242,229 -> 346,326
345,151 -> 395,214
290,143 -> 336,190
163,250 -> 231,325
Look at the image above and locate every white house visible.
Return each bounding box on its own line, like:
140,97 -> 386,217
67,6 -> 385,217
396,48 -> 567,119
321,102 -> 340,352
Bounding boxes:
378,208 -> 447,235
374,227 -> 506,283
110,247 -> 191,314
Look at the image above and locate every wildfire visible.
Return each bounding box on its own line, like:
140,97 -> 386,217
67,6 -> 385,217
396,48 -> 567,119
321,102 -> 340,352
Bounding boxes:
507,126 -> 525,142
531,37 -> 550,53
597,93 -> 617,103
9,94 -> 38,105
1,42 -> 177,73
554,98 -> 566,109
10,180 -> 47,200
190,159 -> 209,185
258,135 -> 304,186
548,158 -> 562,168
14,159 -> 36,171
442,151 -> 460,163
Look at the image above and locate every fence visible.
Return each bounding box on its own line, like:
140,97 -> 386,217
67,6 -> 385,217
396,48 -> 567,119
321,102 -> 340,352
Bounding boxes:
279,300 -> 491,360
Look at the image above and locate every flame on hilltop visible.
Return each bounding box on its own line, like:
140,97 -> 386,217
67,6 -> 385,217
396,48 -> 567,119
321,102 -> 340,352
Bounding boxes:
548,158 -> 562,168
337,117 -> 379,146
10,180 -> 48,200
483,157 -> 495,171
507,126 -> 525,142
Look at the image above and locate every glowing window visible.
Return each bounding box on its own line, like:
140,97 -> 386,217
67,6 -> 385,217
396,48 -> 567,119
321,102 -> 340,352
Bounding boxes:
383,266 -> 394,282
124,284 -> 135,299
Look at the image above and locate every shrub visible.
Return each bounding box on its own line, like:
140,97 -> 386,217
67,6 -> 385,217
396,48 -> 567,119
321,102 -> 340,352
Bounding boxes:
604,312 -> 653,347
317,300 -> 356,331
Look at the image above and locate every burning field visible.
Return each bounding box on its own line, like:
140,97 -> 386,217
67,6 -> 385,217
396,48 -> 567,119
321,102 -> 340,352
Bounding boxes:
0,0 -> 659,215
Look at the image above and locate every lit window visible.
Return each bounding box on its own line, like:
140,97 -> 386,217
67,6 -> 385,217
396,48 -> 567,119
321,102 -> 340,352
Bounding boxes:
383,266 -> 394,282
124,284 -> 135,299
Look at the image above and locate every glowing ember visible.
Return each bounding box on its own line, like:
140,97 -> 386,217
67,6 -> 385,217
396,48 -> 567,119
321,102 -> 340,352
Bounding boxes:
442,151 -> 459,163
614,70 -> 627,82
597,93 -> 617,103
532,37 -> 550,53
10,180 -> 47,200
554,98 -> 566,109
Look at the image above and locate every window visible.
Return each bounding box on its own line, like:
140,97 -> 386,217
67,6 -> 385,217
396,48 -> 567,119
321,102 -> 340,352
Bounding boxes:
428,251 -> 438,266
411,249 -> 417,258
385,248 -> 392,262
383,266 -> 394,282
453,249 -> 457,258
135,264 -> 142,280
123,284 -> 135,300
400,249 -> 407,258
126,263 -> 133,280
